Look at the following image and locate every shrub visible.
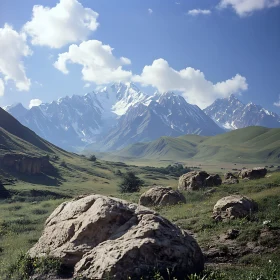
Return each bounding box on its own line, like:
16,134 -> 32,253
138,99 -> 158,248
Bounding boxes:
118,172 -> 144,193
88,155 -> 97,162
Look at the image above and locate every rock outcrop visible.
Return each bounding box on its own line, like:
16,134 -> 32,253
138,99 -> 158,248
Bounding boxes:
240,167 -> 267,180
178,171 -> 222,191
1,154 -> 54,175
139,186 -> 186,207
213,195 -> 258,221
29,194 -> 204,279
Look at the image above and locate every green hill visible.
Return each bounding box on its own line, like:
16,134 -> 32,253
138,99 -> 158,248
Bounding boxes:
103,126 -> 280,164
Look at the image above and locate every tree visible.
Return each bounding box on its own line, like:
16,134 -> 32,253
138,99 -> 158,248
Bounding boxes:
118,171 -> 144,193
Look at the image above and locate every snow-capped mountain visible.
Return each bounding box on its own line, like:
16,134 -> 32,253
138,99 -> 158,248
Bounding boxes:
4,83 -> 224,151
86,91 -> 224,151
204,94 -> 280,130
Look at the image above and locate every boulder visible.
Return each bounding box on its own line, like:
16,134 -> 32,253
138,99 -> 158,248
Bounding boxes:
205,174 -> 222,187
29,195 -> 204,279
224,172 -> 238,180
178,171 -> 209,191
139,186 -> 186,207
240,167 -> 267,180
213,195 -> 258,221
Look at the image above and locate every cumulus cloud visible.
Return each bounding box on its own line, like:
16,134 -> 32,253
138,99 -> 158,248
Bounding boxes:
84,83 -> 91,88
273,96 -> 280,107
0,24 -> 32,93
29,99 -> 42,109
54,40 -> 132,85
133,58 -> 248,108
148,8 -> 153,14
23,0 -> 99,48
218,0 -> 280,16
188,9 -> 212,16
0,78 -> 4,96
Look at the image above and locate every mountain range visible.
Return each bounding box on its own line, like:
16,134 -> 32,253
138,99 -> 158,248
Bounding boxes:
204,94 -> 280,130
4,83 -> 280,152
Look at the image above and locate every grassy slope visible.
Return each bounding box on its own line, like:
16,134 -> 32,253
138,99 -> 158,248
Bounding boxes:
101,127 -> 280,164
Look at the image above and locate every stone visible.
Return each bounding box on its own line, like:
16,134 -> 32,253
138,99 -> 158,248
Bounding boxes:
29,194 -> 204,279
139,186 -> 186,207
205,174 -> 222,187
178,171 -> 210,191
240,167 -> 267,180
213,195 -> 258,220
224,172 -> 238,180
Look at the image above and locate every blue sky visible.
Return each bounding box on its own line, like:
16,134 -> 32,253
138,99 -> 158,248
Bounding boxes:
0,0 -> 280,111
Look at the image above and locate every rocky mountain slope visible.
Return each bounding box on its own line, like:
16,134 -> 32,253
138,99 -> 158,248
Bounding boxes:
204,94 -> 280,130
5,83 -> 223,152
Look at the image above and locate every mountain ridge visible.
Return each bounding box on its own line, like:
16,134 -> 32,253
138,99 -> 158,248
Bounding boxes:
99,126 -> 280,164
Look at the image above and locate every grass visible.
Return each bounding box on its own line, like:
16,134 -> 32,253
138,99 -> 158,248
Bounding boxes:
0,168 -> 279,279
99,126 -> 280,165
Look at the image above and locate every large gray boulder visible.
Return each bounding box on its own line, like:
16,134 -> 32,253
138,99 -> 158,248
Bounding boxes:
240,167 -> 267,180
139,186 -> 186,207
29,194 -> 204,279
213,195 -> 258,221
178,171 -> 209,191
178,171 -> 222,191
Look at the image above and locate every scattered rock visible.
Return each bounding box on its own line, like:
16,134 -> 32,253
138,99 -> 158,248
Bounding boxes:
213,195 -> 258,220
240,167 -> 267,180
139,186 -> 186,207
223,172 -> 239,184
29,194 -> 204,279
225,229 -> 240,240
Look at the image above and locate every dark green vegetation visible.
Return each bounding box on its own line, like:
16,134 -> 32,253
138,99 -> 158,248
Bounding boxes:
118,171 -> 144,193
100,126 -> 280,164
0,108 -> 279,279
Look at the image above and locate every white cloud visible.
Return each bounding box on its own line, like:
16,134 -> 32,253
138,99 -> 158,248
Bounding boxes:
273,96 -> 280,107
29,99 -> 42,109
188,9 -> 212,16
23,0 -> 99,48
133,58 -> 248,109
0,24 -> 32,93
54,40 -> 132,85
0,78 -> 4,96
84,83 -> 91,88
148,8 -> 153,14
218,0 -> 280,16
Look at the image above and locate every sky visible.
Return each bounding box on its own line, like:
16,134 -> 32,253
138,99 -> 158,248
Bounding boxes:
0,0 -> 280,112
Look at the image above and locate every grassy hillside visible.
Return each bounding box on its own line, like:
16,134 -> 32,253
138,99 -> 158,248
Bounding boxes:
100,126 -> 280,164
